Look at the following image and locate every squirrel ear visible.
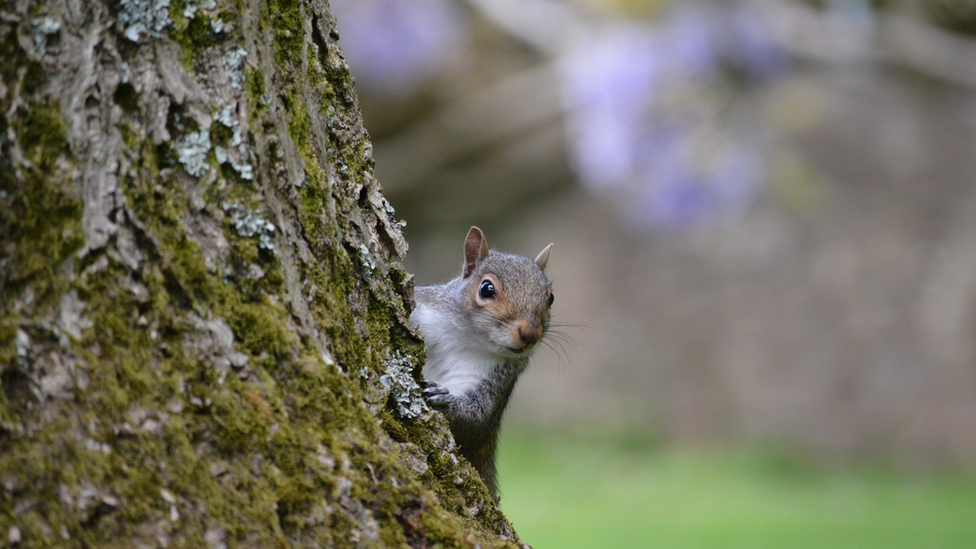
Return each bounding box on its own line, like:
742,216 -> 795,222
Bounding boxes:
463,226 -> 489,278
534,243 -> 553,271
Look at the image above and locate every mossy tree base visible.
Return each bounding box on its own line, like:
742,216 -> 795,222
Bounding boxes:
0,0 -> 527,546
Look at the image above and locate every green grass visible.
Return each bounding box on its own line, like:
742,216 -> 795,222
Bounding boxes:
497,430 -> 976,549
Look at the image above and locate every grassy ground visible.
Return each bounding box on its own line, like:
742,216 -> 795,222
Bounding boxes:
497,430 -> 976,549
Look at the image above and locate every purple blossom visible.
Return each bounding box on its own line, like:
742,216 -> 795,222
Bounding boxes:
639,137 -> 761,228
559,29 -> 659,187
663,6 -> 720,78
559,2 -> 787,229
727,10 -> 791,77
330,0 -> 468,94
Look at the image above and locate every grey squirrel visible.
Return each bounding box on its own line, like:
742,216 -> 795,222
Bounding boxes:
410,226 -> 554,496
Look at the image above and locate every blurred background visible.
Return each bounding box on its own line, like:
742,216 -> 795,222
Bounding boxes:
331,0 -> 976,546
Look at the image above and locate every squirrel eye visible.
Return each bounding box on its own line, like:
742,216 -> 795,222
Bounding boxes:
548,291 -> 555,307
479,280 -> 496,299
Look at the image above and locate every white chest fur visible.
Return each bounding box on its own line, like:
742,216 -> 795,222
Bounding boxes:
410,304 -> 498,399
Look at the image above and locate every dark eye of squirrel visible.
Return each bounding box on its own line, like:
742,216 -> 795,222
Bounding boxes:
479,280 -> 495,299
548,291 -> 554,307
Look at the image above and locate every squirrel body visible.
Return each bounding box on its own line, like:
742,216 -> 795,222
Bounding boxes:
410,227 -> 553,495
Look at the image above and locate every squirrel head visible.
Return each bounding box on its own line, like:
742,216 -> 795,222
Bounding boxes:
459,226 -> 554,358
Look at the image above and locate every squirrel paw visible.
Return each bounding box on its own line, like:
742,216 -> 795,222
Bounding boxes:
419,380 -> 455,407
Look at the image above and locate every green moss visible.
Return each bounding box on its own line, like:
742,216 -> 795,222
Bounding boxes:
267,0 -> 303,60
18,101 -> 68,164
244,68 -> 268,120
283,92 -> 323,189
210,382 -> 272,453
230,301 -> 293,366
0,101 -> 82,346
307,43 -> 335,103
168,0 -> 232,68
0,174 -> 82,293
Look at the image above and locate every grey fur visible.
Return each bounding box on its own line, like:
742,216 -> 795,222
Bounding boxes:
412,228 -> 553,496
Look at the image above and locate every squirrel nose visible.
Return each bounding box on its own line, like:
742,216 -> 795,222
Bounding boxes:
516,323 -> 542,348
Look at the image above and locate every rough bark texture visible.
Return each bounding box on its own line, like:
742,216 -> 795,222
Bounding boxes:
0,0 -> 526,546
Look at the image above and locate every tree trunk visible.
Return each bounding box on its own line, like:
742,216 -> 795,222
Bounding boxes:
0,0 -> 526,546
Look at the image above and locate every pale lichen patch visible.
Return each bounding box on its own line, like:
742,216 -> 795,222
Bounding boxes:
221,201 -> 276,251
226,47 -> 247,90
381,350 -> 429,420
117,0 -> 173,42
30,17 -> 60,57
175,128 -> 212,177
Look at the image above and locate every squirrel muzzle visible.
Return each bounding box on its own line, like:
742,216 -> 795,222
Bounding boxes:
512,320 -> 543,350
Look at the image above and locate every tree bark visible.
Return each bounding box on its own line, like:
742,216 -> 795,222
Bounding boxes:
0,0 -> 526,546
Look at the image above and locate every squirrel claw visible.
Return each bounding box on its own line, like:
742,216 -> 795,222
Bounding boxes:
420,381 -> 454,407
